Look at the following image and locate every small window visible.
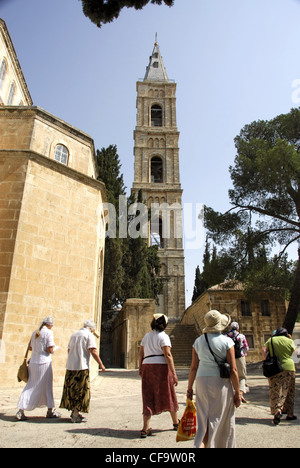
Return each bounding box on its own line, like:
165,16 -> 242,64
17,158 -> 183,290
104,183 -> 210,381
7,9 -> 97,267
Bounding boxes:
151,156 -> 163,183
0,59 -> 7,90
261,300 -> 270,316
7,82 -> 15,105
153,61 -> 159,68
54,144 -> 69,165
151,104 -> 162,127
241,300 -> 252,316
245,335 -> 254,349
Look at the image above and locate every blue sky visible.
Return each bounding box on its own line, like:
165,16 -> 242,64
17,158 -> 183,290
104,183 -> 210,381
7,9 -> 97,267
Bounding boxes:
1,0 -> 300,303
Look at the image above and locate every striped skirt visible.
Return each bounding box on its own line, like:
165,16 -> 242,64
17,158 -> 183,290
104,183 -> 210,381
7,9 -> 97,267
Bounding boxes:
141,364 -> 179,417
18,362 -> 55,411
60,369 -> 90,414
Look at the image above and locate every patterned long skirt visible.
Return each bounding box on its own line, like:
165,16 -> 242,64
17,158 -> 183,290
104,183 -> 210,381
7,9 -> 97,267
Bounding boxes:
141,364 -> 179,417
60,369 -> 90,413
268,370 -> 295,415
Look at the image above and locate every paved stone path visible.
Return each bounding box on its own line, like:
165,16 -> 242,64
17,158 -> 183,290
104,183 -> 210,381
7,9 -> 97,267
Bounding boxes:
0,367 -> 299,448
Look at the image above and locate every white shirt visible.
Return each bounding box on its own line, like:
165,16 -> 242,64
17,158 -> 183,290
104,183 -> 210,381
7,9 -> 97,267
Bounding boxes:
30,326 -> 55,364
141,330 -> 171,365
66,328 -> 97,371
193,333 -> 234,378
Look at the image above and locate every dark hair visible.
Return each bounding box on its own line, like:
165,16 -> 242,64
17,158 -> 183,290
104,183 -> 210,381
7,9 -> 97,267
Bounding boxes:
151,316 -> 167,332
275,327 -> 288,337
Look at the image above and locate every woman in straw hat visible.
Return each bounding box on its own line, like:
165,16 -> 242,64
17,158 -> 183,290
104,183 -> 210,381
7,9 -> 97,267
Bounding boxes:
16,316 -> 61,421
139,313 -> 179,438
187,310 -> 241,448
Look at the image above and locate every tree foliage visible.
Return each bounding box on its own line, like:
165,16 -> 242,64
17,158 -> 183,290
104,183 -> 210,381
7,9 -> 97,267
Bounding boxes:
204,108 -> 300,332
81,0 -> 175,27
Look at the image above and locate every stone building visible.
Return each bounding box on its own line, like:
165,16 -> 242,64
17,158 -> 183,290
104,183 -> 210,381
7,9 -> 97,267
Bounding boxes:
0,19 -> 106,387
132,38 -> 185,321
181,281 -> 287,361
0,19 -> 32,107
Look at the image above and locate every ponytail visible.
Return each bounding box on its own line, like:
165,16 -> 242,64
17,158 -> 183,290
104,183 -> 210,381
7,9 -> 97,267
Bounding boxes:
35,323 -> 44,339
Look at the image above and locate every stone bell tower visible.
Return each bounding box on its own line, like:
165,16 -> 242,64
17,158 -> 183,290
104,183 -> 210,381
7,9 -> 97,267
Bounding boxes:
132,36 -> 185,321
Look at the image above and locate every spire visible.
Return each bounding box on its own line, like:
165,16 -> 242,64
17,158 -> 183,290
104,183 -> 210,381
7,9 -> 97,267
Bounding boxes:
144,34 -> 169,82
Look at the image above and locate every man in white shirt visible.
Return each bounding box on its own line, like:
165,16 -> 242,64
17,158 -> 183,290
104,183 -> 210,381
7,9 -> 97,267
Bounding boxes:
60,319 -> 106,423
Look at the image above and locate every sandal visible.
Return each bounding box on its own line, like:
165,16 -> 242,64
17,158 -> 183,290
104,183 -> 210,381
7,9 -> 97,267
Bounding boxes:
140,428 -> 152,438
173,419 -> 180,431
286,415 -> 297,421
273,412 -> 282,425
46,409 -> 62,419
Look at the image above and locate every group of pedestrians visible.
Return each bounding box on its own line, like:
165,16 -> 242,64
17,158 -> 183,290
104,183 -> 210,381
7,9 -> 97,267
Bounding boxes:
16,317 -> 106,423
139,310 -> 298,449
15,311 -> 298,449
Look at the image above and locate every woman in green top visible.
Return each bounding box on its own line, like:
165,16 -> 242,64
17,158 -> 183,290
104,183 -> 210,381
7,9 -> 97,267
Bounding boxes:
262,328 -> 297,425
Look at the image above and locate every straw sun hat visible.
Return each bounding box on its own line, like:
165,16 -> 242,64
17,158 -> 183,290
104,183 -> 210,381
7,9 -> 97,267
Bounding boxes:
202,310 -> 231,334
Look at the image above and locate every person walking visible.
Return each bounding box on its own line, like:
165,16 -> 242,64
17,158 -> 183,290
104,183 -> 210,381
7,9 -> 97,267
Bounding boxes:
59,319 -> 106,423
262,327 -> 297,425
227,322 -> 249,403
139,313 -> 179,439
16,316 -> 61,421
187,310 -> 241,448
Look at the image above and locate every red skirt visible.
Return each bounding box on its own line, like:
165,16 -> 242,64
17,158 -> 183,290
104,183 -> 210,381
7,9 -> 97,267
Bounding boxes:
141,364 -> 179,416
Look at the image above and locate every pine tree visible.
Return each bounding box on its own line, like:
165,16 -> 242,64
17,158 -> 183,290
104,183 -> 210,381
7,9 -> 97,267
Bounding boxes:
204,107 -> 300,332
96,145 -> 126,311
192,266 -> 205,303
81,0 -> 174,28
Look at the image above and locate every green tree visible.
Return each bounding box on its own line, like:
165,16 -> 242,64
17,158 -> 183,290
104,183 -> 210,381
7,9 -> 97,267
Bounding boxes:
192,266 -> 204,303
80,0 -> 174,28
96,145 -> 126,310
204,107 -> 300,333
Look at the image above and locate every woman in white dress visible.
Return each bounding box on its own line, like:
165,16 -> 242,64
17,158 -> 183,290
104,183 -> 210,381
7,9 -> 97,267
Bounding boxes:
16,316 -> 61,421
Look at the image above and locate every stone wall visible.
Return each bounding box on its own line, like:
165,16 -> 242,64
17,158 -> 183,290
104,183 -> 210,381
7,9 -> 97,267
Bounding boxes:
0,107 -> 106,388
182,286 -> 287,362
0,19 -> 32,106
112,299 -> 156,369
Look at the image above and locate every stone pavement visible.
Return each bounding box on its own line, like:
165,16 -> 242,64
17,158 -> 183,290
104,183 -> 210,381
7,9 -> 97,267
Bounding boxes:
0,366 -> 300,449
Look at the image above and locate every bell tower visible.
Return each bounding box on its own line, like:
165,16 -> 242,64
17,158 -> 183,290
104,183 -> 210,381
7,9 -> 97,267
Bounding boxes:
132,37 -> 185,321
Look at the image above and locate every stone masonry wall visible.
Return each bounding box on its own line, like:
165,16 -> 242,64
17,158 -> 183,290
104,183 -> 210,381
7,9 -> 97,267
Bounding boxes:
0,152 -> 105,387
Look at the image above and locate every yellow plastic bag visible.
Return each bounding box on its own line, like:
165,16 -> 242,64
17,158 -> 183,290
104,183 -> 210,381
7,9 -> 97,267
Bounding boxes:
176,398 -> 197,442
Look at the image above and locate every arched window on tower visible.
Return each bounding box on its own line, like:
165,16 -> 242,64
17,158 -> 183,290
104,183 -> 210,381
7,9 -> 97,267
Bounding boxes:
151,156 -> 163,183
54,144 -> 69,165
151,104 -> 163,127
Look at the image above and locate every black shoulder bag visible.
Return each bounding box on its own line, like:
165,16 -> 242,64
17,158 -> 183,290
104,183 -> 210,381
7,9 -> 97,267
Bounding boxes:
204,333 -> 231,379
262,337 -> 283,378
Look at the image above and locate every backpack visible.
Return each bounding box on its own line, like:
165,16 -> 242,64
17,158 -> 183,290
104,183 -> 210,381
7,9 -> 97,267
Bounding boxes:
231,333 -> 243,359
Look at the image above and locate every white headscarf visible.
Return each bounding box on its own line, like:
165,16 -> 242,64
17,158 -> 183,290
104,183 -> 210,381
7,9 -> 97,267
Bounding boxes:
41,316 -> 54,326
84,319 -> 96,332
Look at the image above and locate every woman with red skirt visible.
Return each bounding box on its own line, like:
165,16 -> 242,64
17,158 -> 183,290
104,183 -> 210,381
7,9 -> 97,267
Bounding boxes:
139,313 -> 179,438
